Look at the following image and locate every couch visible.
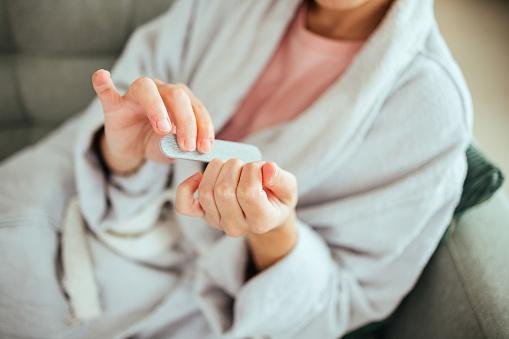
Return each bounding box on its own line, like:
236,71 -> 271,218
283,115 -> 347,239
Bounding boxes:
1,0 -> 508,338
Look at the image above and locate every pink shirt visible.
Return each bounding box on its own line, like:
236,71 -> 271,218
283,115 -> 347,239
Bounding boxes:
218,6 -> 363,141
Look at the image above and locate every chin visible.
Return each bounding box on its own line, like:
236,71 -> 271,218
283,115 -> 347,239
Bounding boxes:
313,0 -> 372,11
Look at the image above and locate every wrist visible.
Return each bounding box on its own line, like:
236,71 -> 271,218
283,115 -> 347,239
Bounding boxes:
246,211 -> 298,271
99,130 -> 145,176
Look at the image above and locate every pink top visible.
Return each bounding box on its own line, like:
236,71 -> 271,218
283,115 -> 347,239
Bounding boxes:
218,5 -> 363,141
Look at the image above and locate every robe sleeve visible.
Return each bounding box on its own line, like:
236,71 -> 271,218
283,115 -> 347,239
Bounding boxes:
74,0 -> 195,232
194,61 -> 472,338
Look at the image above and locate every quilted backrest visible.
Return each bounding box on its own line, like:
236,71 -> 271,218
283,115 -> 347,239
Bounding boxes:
0,0 -> 174,128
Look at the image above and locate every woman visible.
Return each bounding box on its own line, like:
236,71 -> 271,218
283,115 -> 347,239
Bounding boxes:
0,0 -> 471,338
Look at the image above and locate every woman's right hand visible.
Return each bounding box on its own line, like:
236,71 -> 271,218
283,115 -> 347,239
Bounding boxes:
91,69 -> 214,174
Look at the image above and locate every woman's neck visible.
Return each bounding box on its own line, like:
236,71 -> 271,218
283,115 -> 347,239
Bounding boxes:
306,0 -> 393,40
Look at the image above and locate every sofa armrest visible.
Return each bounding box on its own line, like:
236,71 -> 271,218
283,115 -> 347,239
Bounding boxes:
380,191 -> 509,339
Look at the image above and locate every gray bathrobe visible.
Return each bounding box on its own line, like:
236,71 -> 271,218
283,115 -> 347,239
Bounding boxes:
0,0 -> 472,338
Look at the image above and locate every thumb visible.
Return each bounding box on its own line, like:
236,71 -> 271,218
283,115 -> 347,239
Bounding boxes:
262,162 -> 297,206
92,69 -> 121,112
175,172 -> 204,217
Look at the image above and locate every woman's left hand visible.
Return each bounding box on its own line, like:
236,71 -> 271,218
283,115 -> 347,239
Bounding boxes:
175,159 -> 298,237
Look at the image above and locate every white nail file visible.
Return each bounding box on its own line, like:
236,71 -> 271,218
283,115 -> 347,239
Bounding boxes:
160,135 -> 262,163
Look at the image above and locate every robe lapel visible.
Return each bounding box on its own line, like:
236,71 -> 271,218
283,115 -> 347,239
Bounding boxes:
242,0 -> 435,196
186,0 -> 303,134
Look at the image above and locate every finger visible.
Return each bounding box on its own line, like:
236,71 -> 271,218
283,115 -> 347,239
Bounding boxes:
145,133 -> 176,163
262,162 -> 298,206
198,159 -> 224,228
159,84 -> 197,152
175,172 -> 204,217
127,77 -> 172,134
92,69 -> 121,112
214,159 -> 247,237
237,162 -> 275,234
184,89 -> 214,154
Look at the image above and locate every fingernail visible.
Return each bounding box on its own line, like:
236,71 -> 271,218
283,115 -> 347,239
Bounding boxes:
157,118 -> 171,132
199,139 -> 211,153
265,163 -> 277,186
178,136 -> 187,150
187,138 -> 196,151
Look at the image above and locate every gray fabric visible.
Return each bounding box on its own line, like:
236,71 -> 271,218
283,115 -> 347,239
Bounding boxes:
0,119 -> 79,338
8,0 -> 132,54
449,192 -> 509,338
0,219 -> 72,338
0,0 -> 12,51
0,55 -> 24,121
131,0 -> 179,28
381,191 -> 509,339
17,55 -> 116,122
0,0 -> 175,159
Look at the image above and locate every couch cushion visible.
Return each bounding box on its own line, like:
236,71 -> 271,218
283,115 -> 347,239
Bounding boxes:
16,55 -> 116,123
378,234 -> 485,339
0,55 -> 24,121
0,0 -> 12,51
131,0 -> 177,29
0,0 -> 175,161
381,192 -> 509,339
7,0 -> 133,55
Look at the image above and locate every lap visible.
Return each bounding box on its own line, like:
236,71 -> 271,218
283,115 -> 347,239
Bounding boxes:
0,218 -> 74,338
0,118 -> 81,337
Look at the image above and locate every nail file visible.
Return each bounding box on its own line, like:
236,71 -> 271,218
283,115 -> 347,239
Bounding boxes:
159,134 -> 262,163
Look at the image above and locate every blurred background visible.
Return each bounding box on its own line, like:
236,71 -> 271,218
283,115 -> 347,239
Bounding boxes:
0,0 -> 508,192
436,0 -> 509,192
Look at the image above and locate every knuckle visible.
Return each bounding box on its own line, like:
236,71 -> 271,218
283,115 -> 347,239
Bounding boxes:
194,100 -> 206,113
133,76 -> 152,88
214,182 -> 235,199
226,158 -> 242,169
207,158 -> 224,169
245,162 -> 258,171
237,185 -> 260,203
212,158 -> 224,166
97,86 -> 114,98
169,86 -> 188,100
223,226 -> 244,238
251,224 -> 268,235
248,217 -> 270,234
175,83 -> 190,92
198,186 -> 214,202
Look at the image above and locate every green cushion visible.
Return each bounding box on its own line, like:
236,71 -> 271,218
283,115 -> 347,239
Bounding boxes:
454,145 -> 505,216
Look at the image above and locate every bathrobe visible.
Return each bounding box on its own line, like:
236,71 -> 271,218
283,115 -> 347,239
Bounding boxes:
0,0 -> 472,338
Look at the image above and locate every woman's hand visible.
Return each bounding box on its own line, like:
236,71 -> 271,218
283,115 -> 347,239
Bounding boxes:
176,160 -> 299,270
91,69 -> 214,174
